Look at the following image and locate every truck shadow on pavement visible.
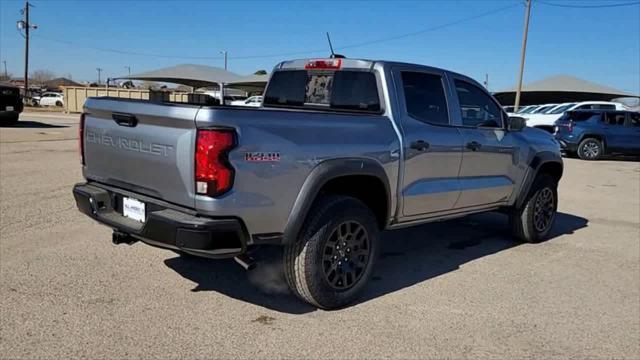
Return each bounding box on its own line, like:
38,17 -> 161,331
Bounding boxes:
164,212 -> 588,314
1,121 -> 69,128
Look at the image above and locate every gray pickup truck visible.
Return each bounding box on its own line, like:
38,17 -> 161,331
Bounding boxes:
73,58 -> 563,309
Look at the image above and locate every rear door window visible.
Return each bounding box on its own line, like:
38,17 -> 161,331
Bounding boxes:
629,112 -> 640,127
604,112 -> 626,126
401,72 -> 449,125
264,70 -> 381,113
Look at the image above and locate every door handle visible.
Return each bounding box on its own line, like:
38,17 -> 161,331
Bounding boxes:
112,113 -> 138,127
410,140 -> 430,151
466,141 -> 482,151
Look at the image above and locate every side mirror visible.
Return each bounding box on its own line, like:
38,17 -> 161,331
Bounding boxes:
507,116 -> 526,132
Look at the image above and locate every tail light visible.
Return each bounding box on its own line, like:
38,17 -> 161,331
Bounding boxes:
558,121 -> 573,133
305,59 -> 342,70
79,113 -> 86,165
195,129 -> 236,197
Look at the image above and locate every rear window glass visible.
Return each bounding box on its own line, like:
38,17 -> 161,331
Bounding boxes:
519,106 -> 538,114
264,70 -> 381,113
532,105 -> 553,114
0,87 -> 19,97
549,103 -> 576,114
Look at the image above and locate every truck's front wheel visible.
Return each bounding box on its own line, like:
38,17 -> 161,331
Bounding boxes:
509,174 -> 558,243
284,195 -> 379,309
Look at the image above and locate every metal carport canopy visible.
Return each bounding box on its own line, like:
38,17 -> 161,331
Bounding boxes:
114,64 -> 243,88
493,75 -> 637,106
225,73 -> 269,93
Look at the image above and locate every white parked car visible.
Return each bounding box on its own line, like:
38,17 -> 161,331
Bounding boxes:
230,95 -> 262,107
38,92 -> 64,107
525,101 -> 627,132
529,103 -> 558,114
507,104 -> 541,117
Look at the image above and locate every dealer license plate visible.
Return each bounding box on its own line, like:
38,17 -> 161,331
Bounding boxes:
122,197 -> 145,222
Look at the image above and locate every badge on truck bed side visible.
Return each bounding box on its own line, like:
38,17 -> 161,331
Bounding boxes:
245,152 -> 280,162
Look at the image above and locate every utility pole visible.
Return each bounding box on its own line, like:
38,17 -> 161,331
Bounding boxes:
17,1 -> 36,97
220,50 -> 228,70
514,0 -> 532,112
2,61 -> 7,78
125,66 -> 131,76
483,73 -> 489,91
96,68 -> 103,84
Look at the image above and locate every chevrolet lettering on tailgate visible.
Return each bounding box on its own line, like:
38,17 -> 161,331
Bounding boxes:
86,130 -> 173,157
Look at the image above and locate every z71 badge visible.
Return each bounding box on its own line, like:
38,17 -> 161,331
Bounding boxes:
245,152 -> 281,162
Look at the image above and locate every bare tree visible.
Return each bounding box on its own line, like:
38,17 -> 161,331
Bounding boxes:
31,69 -> 55,86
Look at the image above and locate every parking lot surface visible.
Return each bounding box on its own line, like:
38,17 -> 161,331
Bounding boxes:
1,113 -> 639,359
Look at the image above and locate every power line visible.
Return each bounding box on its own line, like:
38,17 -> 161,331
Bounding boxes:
537,0 -> 640,8
30,3 -> 521,61
338,3 -> 520,51
31,34 -> 223,60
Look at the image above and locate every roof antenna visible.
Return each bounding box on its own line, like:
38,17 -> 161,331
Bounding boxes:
326,32 -> 345,59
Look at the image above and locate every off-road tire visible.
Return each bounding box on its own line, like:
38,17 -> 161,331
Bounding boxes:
577,138 -> 603,160
510,174 -> 558,243
284,195 -> 379,309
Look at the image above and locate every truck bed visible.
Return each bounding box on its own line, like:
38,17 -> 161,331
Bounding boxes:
82,97 -> 399,236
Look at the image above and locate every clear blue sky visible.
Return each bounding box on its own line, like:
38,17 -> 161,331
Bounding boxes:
1,0 -> 638,93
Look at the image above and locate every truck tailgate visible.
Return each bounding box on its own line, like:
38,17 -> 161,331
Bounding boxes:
82,98 -> 199,208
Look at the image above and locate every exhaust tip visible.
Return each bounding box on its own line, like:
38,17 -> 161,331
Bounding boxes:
234,254 -> 256,271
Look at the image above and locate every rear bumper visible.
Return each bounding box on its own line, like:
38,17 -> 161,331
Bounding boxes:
72,182 -> 248,259
0,110 -> 21,119
555,137 -> 579,153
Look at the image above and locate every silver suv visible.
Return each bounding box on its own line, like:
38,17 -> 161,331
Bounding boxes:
73,58 -> 563,309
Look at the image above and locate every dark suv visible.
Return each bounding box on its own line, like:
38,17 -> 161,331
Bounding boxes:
0,83 -> 24,124
554,110 -> 640,160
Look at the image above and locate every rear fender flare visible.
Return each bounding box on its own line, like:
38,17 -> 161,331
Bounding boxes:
282,158 -> 391,244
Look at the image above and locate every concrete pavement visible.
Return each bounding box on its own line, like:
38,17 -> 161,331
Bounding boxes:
1,113 -> 638,358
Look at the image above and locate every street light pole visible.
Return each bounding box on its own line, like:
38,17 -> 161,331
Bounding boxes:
96,68 -> 103,85
2,61 -> 7,78
514,0 -> 532,112
125,66 -> 131,76
220,50 -> 228,70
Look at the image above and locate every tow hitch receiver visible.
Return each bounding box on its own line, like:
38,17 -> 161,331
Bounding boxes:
112,231 -> 138,245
